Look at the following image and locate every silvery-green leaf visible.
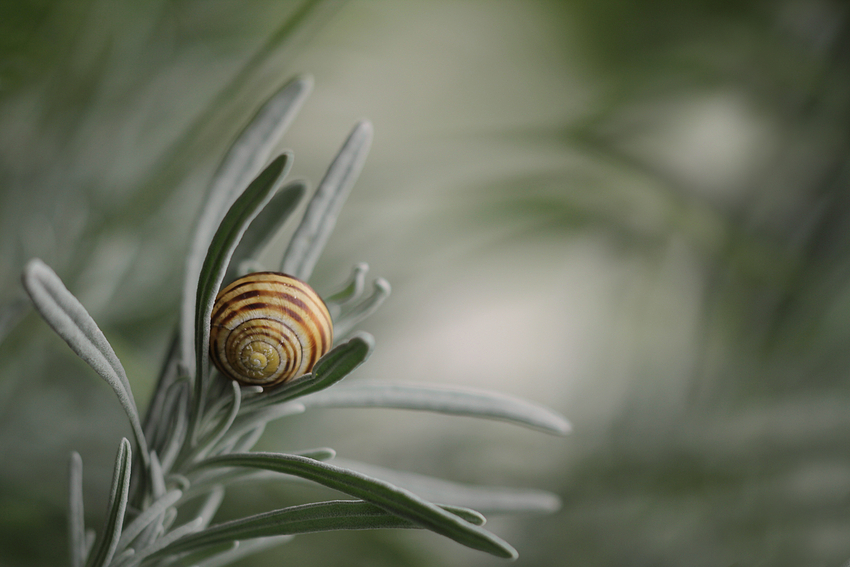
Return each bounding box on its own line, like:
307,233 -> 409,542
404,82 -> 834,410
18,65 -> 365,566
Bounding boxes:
149,451 -> 166,500
281,120 -> 373,281
215,403 -> 305,454
325,263 -> 369,305
226,426 -> 264,453
333,279 -> 390,338
147,500 -> 421,560
185,448 -> 333,500
190,153 -> 292,445
304,381 -> 571,435
69,452 -> 86,567
117,489 -> 183,552
294,447 -> 336,461
190,382 -> 241,465
111,548 -> 135,567
139,517 -> 205,563
181,77 -> 312,375
143,333 -> 180,450
149,376 -> 187,457
243,332 -> 374,409
439,506 -> 486,526
332,459 -> 561,514
191,452 -> 517,559
159,383 -> 190,473
224,180 -> 307,284
196,486 -> 225,529
156,541 -> 237,567
190,537 -> 292,567
22,260 -> 149,466
85,439 -> 131,567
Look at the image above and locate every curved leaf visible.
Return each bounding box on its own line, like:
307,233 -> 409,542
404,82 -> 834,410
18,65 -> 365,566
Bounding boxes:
148,500 -> 428,559
22,260 -> 149,465
181,76 -> 312,375
116,489 -> 183,552
192,452 -> 517,558
333,278 -> 390,338
190,153 -> 292,445
332,459 -> 561,514
325,263 -> 369,305
303,381 -> 571,435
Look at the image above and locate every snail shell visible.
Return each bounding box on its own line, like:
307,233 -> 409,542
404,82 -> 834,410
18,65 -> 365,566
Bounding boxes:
209,272 -> 333,386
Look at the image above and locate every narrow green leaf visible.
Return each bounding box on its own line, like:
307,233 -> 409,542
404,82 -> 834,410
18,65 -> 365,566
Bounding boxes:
85,439 -> 132,567
185,448 -> 332,499
147,500 -> 417,560
333,279 -> 390,338
192,453 -> 517,559
190,154 -> 292,446
190,537 -> 292,567
196,486 -> 225,529
243,333 -> 374,409
228,423 -> 266,455
225,180 -> 307,284
281,120 -> 373,281
140,517 -> 205,562
181,77 -> 312,375
84,530 -> 95,560
324,263 -> 369,305
69,452 -> 86,567
22,260 -> 150,466
143,332 -> 180,451
438,505 -> 486,526
214,403 -> 305,455
304,381 -> 571,435
149,452 -> 166,500
191,382 -> 241,465
157,540 -> 237,567
159,384 -> 190,473
332,459 -> 561,514
294,447 -> 336,461
116,489 -> 183,552
111,548 -> 135,567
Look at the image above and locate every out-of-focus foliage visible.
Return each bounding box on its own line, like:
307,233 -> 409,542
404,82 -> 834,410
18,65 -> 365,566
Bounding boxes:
4,0 -> 850,566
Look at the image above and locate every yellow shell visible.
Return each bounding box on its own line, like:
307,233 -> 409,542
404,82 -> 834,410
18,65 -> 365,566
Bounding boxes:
209,272 -> 333,386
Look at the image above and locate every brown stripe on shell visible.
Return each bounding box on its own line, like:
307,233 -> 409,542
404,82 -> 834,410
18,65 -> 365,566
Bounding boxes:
209,272 -> 333,386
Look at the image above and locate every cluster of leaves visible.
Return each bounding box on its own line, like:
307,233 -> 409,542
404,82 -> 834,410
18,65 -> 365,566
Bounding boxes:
21,76 -> 570,567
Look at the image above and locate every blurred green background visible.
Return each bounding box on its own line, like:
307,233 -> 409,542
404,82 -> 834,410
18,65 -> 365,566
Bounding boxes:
3,0 -> 850,565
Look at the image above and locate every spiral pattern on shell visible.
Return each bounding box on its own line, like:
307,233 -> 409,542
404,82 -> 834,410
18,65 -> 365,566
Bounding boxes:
209,272 -> 333,386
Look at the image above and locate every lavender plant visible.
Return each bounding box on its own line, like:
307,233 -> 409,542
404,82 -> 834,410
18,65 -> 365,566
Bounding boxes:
21,76 -> 570,566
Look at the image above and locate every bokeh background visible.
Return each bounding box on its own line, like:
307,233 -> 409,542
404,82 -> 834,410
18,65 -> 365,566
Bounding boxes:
3,0 -> 850,565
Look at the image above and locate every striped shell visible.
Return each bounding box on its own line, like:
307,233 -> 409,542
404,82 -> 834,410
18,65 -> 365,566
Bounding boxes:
209,272 -> 333,386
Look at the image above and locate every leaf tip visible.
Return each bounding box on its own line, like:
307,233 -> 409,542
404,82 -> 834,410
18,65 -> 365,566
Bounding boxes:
21,257 -> 48,289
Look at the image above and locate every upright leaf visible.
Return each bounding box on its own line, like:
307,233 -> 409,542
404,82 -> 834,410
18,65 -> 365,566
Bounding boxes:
224,180 -> 307,284
68,452 -> 86,567
281,120 -> 373,280
190,154 -> 292,445
85,439 -> 132,567
181,77 -> 312,376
